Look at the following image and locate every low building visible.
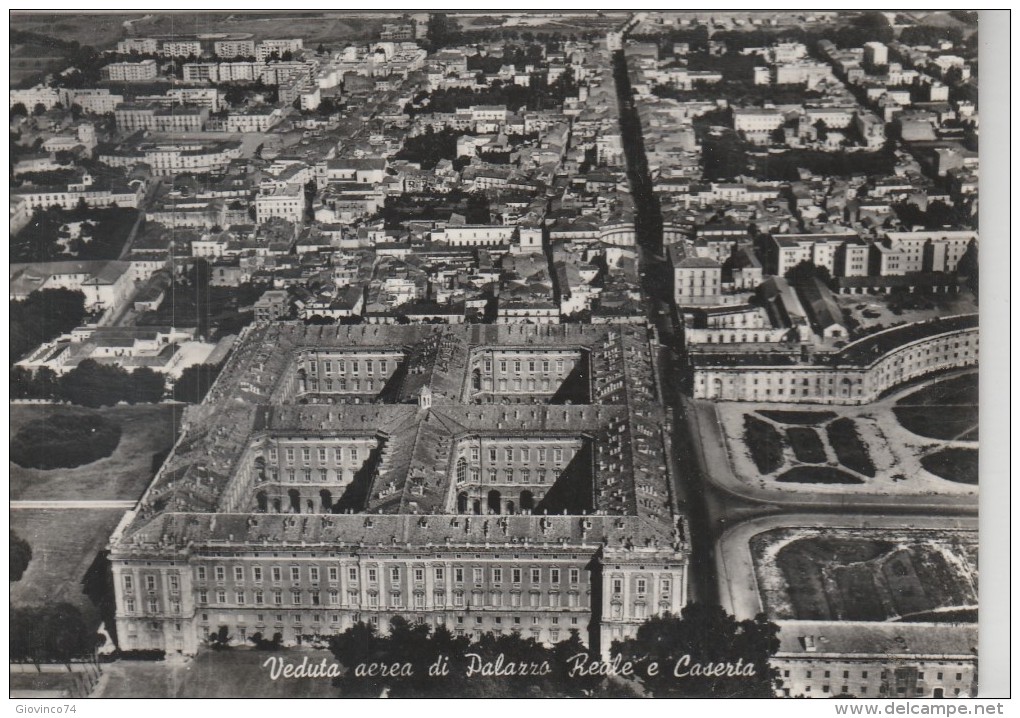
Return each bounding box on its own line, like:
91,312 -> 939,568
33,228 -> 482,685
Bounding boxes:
254,290 -> 291,323
773,622 -> 977,698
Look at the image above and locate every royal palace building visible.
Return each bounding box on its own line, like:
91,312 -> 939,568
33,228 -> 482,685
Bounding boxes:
109,323 -> 690,656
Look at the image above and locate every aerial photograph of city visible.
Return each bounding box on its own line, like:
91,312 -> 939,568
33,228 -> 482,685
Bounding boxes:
9,9 -> 990,701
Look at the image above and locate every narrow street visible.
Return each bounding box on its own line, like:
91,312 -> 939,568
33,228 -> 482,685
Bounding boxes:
610,42 -> 720,605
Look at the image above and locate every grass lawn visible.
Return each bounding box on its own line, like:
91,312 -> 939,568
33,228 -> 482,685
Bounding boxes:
896,372 -> 979,406
97,648 -> 343,698
9,508 -> 125,626
785,426 -> 827,463
743,414 -> 785,474
921,447 -> 979,484
10,404 -> 182,502
893,405 -> 978,441
827,418 -> 876,477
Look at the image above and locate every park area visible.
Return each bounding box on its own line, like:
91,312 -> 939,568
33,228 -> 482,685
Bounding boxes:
10,404 -> 183,502
751,527 -> 978,623
94,648 -> 342,698
714,371 -> 978,499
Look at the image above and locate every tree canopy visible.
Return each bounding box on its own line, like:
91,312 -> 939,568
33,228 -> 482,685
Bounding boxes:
329,617 -> 605,698
10,531 -> 32,582
10,603 -> 103,665
10,288 -> 87,365
784,259 -> 833,287
610,604 -> 781,698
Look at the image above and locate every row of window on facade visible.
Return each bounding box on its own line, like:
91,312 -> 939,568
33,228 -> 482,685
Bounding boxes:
455,464 -> 557,486
192,565 -> 585,586
195,612 -> 584,635
302,377 -> 380,392
270,446 -> 363,464
187,588 -> 589,609
306,358 -> 390,375
480,358 -> 569,374
265,467 -> 356,484
464,446 -> 571,464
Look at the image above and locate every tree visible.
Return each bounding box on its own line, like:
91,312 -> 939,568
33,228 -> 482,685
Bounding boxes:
611,604 -> 781,698
60,360 -> 133,407
784,259 -> 832,287
209,625 -> 232,650
173,363 -> 223,403
10,288 -> 88,365
329,617 -> 603,698
426,12 -> 457,51
813,119 -> 828,141
10,603 -> 102,666
128,367 -> 165,403
10,531 -> 32,581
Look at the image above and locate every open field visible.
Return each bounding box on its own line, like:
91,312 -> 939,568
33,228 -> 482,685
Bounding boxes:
95,648 -> 342,698
9,508 -> 125,627
751,528 -> 978,622
10,404 -> 182,502
11,13 -> 137,49
126,12 -> 387,45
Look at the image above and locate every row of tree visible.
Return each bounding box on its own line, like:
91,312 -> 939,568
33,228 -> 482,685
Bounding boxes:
325,604 -> 780,698
11,361 -> 164,407
12,360 -> 225,407
10,603 -> 104,666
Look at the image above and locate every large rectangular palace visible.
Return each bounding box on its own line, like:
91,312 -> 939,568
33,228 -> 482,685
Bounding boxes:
109,323 -> 689,656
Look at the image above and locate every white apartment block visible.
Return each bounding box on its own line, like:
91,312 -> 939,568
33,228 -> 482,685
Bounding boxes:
256,39 -> 304,62
214,40 -> 256,58
878,231 -> 976,276
863,41 -> 889,68
103,59 -> 159,82
771,233 -> 869,278
161,41 -> 202,58
117,38 -> 159,54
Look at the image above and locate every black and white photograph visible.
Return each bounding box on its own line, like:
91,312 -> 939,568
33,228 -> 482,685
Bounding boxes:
7,8 -> 1007,704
